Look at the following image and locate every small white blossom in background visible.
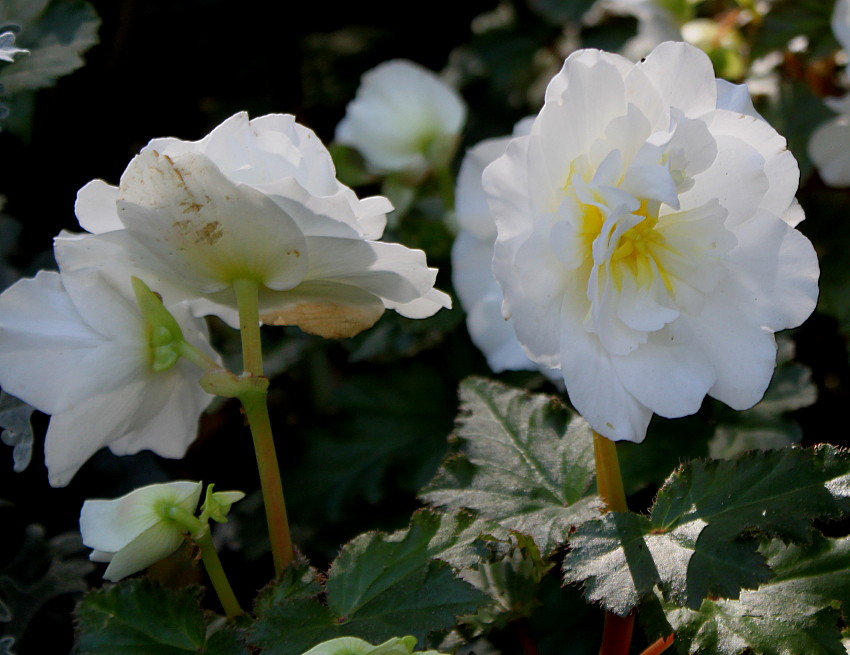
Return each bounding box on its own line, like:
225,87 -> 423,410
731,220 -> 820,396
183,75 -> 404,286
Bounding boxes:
808,0 -> 850,187
452,118 -> 558,381
0,31 -> 27,63
335,59 -> 467,176
55,112 -> 450,339
484,41 -> 819,442
0,268 -> 218,486
80,481 -> 202,581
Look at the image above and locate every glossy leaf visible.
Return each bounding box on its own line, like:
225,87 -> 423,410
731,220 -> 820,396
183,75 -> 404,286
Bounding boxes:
564,446 -> 850,614
249,511 -> 493,655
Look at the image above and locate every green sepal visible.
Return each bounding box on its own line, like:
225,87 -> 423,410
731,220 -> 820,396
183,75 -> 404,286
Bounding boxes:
131,276 -> 186,373
200,484 -> 246,524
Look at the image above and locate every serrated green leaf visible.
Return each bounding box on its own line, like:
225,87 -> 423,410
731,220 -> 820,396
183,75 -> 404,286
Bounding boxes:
662,535 -> 850,655
421,377 -> 600,556
0,391 -> 35,472
204,625 -> 251,655
250,511 -> 493,655
459,534 -> 550,630
564,446 -> 850,615
253,561 -> 323,614
75,579 -> 207,654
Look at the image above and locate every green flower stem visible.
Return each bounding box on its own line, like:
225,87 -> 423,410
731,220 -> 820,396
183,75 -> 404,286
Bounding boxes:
592,431 -> 633,655
165,506 -> 244,618
234,278 -> 264,376
233,278 -> 294,576
194,528 -> 244,618
177,340 -> 222,372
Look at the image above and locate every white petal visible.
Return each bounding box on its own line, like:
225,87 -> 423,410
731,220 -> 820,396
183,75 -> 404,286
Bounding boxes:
612,323 -> 715,418
808,115 -> 850,187
559,325 -> 653,442
102,522 -> 186,581
257,281 -> 387,338
75,180 -> 122,234
833,0 -> 850,54
305,237 -> 439,303
637,42 -> 718,119
456,137 -> 512,240
688,292 -> 779,410
0,270 -> 147,415
715,79 -> 763,119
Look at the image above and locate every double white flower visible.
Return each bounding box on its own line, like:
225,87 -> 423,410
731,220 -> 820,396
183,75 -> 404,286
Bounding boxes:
335,60 -> 466,175
56,112 -> 450,339
483,42 -> 819,442
0,269 -> 217,486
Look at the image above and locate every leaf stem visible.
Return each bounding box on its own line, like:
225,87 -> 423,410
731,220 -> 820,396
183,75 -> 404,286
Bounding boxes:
233,278 -> 294,576
593,430 -> 633,655
194,527 -> 244,618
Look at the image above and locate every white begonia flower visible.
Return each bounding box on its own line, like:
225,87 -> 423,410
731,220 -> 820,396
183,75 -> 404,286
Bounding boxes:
808,0 -> 850,187
335,59 -> 467,174
484,42 -> 819,442
55,112 -> 450,339
80,481 -> 202,581
0,268 -> 218,486
452,119 -> 558,380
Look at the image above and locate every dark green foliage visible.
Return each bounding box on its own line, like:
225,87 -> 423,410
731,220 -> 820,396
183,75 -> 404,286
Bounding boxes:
249,511 -> 493,655
1,525 -> 91,650
75,579 -> 248,654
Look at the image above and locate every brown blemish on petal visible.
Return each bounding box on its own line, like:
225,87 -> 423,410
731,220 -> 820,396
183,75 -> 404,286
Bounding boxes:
260,302 -> 383,339
172,219 -> 224,245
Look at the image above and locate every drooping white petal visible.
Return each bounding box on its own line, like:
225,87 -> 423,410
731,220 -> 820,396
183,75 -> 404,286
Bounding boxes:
560,325 -> 653,443
117,149 -> 310,292
101,521 -> 186,581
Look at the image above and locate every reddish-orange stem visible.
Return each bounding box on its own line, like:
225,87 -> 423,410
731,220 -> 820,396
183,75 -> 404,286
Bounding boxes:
599,611 -> 635,655
638,634 -> 675,655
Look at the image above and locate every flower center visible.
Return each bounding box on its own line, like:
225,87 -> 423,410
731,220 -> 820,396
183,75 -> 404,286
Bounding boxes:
580,199 -> 677,295
609,202 -> 675,294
